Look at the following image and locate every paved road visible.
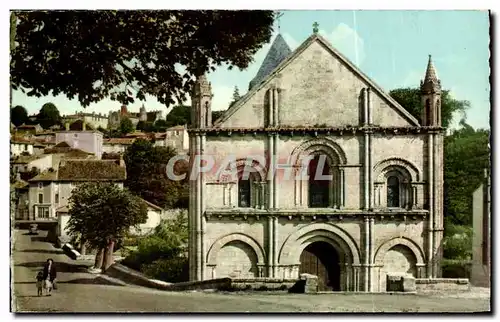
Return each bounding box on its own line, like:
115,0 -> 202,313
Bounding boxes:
12,229 -> 490,313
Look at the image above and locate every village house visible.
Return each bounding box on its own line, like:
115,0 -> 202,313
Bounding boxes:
102,138 -> 136,154
27,159 -> 126,220
187,29 -> 444,292
62,111 -> 109,130
10,137 -> 35,156
55,130 -> 104,159
15,124 -> 44,136
164,125 -> 189,153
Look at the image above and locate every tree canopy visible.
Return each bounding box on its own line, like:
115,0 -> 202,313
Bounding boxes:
36,102 -> 61,129
66,182 -> 148,270
10,105 -> 28,126
166,105 -> 190,127
11,10 -> 276,107
389,87 -> 470,128
123,139 -> 188,208
119,117 -> 134,134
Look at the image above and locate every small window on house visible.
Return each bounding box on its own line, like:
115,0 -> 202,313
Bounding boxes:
38,182 -> 43,189
24,145 -> 28,151
55,193 -> 59,204
38,193 -> 43,204
387,176 -> 400,208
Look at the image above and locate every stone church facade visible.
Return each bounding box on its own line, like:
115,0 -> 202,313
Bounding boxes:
187,30 -> 444,292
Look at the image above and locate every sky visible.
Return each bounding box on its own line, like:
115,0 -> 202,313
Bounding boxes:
12,10 -> 491,130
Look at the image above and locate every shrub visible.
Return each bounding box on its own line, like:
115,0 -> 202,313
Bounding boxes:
441,259 -> 472,278
443,224 -> 473,260
141,257 -> 189,283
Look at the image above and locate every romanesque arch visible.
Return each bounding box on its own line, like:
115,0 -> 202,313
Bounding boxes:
278,223 -> 361,265
373,157 -> 421,183
373,237 -> 425,266
218,158 -> 267,182
290,138 -> 348,167
290,139 -> 347,209
206,233 -> 266,266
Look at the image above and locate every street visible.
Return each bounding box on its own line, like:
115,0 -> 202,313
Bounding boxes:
12,229 -> 490,313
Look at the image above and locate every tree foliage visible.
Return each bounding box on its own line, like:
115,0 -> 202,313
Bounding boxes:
443,120 -> 490,227
36,102 -> 61,129
66,182 -> 148,270
389,87 -> 470,128
119,117 -> 134,134
212,110 -> 226,124
10,105 -> 28,126
229,86 -> 241,107
154,119 -> 168,131
11,10 -> 276,107
136,120 -> 146,132
166,105 -> 190,127
123,139 -> 188,208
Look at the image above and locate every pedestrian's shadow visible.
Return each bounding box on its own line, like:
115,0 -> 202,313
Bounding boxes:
15,261 -> 90,273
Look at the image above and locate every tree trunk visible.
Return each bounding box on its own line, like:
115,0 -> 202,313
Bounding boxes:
101,240 -> 116,272
94,248 -> 104,270
80,240 -> 87,255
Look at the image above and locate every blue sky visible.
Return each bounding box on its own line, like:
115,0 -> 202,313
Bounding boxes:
12,10 -> 490,130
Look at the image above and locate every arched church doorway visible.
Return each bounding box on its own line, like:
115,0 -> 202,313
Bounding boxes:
299,241 -> 341,291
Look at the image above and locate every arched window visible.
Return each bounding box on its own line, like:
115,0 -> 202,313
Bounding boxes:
425,99 -> 432,125
238,178 -> 251,208
387,176 -> 400,208
308,155 -> 331,208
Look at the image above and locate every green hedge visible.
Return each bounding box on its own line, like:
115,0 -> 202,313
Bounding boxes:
441,259 -> 472,279
141,257 -> 189,283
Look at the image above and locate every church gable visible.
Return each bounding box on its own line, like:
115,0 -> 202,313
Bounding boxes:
217,34 -> 419,129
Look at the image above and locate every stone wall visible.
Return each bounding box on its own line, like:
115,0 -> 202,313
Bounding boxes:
415,278 -> 470,292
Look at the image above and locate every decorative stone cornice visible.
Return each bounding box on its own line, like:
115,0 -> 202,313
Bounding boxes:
204,208 -> 428,222
188,126 -> 445,136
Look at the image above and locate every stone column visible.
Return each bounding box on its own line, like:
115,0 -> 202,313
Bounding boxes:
273,216 -> 278,277
427,133 -> 434,277
268,133 -> 275,209
340,168 -> 345,209
267,216 -> 273,277
260,182 -> 266,209
363,88 -> 368,125
273,87 -> 279,127
369,217 -> 375,292
367,88 -> 373,125
273,134 -> 279,209
200,134 -> 206,280
195,134 -> 202,281
364,217 -> 370,292
267,89 -> 274,126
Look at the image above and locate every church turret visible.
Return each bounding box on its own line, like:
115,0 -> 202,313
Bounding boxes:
139,104 -> 147,122
420,55 -> 442,126
190,74 -> 213,128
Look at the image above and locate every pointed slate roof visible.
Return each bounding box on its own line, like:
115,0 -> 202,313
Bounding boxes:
248,34 -> 292,90
217,33 -> 420,127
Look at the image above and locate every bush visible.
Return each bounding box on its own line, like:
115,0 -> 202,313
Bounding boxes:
443,224 -> 473,260
136,235 -> 182,263
441,259 -> 472,278
141,257 -> 189,283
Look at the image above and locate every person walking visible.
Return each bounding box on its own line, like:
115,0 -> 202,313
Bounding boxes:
42,258 -> 57,296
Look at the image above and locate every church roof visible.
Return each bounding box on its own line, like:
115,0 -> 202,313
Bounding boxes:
248,34 -> 292,90
216,32 -> 420,127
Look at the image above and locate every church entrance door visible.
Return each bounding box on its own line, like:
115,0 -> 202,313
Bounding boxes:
299,241 -> 341,291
